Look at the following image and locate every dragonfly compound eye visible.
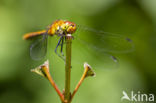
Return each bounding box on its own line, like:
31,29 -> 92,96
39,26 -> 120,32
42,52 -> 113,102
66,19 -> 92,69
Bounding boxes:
66,24 -> 76,34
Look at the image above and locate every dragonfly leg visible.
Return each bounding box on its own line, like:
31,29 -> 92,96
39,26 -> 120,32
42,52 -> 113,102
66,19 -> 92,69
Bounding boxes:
55,36 -> 63,55
60,37 -> 64,56
59,37 -> 65,61
55,36 -> 65,61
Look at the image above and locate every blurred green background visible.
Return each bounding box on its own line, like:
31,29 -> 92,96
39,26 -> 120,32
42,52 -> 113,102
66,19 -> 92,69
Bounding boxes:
0,0 -> 156,103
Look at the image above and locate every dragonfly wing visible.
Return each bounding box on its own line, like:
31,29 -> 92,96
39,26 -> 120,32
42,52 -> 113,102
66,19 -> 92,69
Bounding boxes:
75,27 -> 134,53
72,39 -> 119,70
72,26 -> 134,69
30,34 -> 48,60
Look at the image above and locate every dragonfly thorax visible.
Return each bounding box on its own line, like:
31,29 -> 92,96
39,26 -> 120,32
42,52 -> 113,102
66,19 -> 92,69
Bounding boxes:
48,20 -> 77,36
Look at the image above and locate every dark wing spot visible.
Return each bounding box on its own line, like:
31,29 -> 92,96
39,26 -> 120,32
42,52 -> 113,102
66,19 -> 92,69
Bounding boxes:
111,56 -> 118,63
125,37 -> 132,42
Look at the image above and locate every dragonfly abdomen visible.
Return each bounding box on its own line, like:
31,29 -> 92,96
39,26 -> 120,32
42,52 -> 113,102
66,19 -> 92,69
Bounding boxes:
23,30 -> 46,40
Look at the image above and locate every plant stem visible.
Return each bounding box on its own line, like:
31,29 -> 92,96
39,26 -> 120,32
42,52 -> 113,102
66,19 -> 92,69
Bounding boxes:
31,61 -> 64,102
70,63 -> 95,102
64,34 -> 72,102
70,65 -> 87,102
42,66 -> 64,102
70,72 -> 86,102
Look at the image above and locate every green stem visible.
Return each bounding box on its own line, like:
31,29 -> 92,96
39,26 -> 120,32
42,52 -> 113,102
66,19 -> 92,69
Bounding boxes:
64,34 -> 72,103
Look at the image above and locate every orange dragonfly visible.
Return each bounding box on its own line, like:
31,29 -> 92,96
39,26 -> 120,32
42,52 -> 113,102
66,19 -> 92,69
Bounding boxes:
23,20 -> 76,60
23,20 -> 134,68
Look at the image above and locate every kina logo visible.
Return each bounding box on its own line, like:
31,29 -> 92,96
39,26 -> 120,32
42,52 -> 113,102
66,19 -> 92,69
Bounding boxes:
121,91 -> 154,102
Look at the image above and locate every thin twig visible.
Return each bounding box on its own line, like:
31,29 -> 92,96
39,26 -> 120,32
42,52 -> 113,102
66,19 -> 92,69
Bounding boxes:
42,66 -> 64,102
70,63 -> 95,102
70,68 -> 87,101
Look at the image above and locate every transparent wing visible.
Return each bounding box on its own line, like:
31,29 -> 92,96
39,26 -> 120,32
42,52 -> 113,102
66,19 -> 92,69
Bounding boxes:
30,33 -> 48,60
74,26 -> 135,53
71,26 -> 134,69
72,39 -> 119,69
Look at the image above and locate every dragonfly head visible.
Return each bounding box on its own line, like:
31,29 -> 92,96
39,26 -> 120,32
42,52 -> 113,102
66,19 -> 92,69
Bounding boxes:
61,21 -> 77,35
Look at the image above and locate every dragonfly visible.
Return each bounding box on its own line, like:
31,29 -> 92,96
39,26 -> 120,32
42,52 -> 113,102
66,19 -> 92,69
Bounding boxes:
23,20 -> 76,60
23,20 -> 134,69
